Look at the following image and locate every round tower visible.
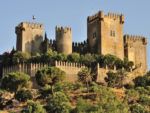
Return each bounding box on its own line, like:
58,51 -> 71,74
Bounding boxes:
56,26 -> 72,55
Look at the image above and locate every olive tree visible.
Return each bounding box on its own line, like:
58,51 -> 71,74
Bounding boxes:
1,72 -> 30,93
35,67 -> 66,95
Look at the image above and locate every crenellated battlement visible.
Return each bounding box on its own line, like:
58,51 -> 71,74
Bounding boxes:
124,34 -> 147,45
16,22 -> 44,30
56,26 -> 72,33
72,41 -> 86,47
55,61 -> 85,68
87,11 -> 124,23
56,26 -> 72,54
87,11 -> 104,22
2,61 -> 85,83
72,41 -> 88,53
105,12 -> 123,19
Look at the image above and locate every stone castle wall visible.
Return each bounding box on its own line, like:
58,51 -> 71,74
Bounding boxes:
2,63 -> 50,77
2,61 -> 145,84
55,61 -> 85,82
96,63 -> 117,83
14,11 -> 148,75
124,35 -> 147,73
2,61 -> 85,83
96,63 -> 144,84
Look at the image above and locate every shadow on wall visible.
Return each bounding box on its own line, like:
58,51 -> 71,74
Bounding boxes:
25,35 -> 43,54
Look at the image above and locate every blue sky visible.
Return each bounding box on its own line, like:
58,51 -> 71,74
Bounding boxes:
0,0 -> 150,69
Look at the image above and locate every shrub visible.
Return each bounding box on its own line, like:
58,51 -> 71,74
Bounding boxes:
35,67 -> 66,95
139,95 -> 150,106
21,100 -> 46,113
15,89 -> 32,102
134,76 -> 149,87
1,72 -> 30,92
73,98 -> 98,113
46,92 -> 71,113
125,89 -> 139,104
130,104 -> 148,113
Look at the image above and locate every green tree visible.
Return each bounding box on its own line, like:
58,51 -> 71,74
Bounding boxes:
22,100 -> 46,113
12,51 -> 30,64
46,92 -> 71,113
105,71 -> 118,87
67,52 -> 80,63
77,67 -> 92,93
125,89 -> 139,104
35,67 -> 66,95
130,104 -> 148,113
105,70 -> 127,88
53,53 -> 67,61
1,72 -> 30,93
103,54 -> 117,68
134,76 -> 149,87
73,98 -> 98,113
15,89 -> 33,102
1,52 -> 12,66
139,95 -> 150,106
80,54 -> 95,66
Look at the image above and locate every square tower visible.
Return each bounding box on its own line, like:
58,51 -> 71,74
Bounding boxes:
124,35 -> 147,73
15,22 -> 44,55
87,11 -> 124,60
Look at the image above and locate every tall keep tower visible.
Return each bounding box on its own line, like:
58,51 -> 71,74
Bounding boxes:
87,11 -> 125,59
15,22 -> 44,55
124,35 -> 147,73
56,26 -> 72,55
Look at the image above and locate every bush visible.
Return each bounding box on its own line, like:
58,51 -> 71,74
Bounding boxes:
15,89 -> 32,102
1,72 -> 30,92
125,89 -> 139,104
35,67 -> 66,95
21,100 -> 46,113
67,53 -> 80,63
46,92 -> 71,113
139,95 -> 150,106
130,104 -> 148,113
73,98 -> 98,113
134,76 -> 149,87
124,82 -> 135,89
135,87 -> 149,95
39,85 -> 51,98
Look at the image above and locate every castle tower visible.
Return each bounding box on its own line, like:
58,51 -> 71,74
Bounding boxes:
124,35 -> 147,73
55,26 -> 72,55
87,11 -> 124,59
15,22 -> 44,55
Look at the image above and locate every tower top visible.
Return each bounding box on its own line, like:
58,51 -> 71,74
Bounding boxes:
16,22 -> 44,30
124,34 -> 147,45
87,11 -> 124,24
55,26 -> 72,33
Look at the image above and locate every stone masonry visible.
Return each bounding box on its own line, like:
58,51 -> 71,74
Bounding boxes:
87,11 -> 124,60
15,10 -> 148,74
15,22 -> 44,55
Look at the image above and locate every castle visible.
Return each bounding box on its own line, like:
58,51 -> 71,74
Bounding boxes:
15,11 -> 147,74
